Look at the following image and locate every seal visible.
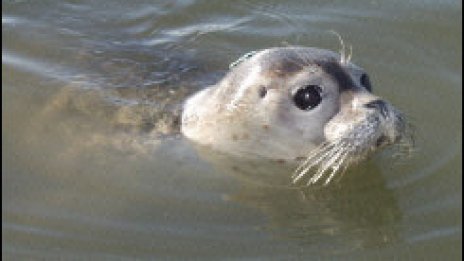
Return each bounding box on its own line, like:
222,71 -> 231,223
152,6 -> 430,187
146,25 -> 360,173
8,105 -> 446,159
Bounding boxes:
181,46 -> 411,185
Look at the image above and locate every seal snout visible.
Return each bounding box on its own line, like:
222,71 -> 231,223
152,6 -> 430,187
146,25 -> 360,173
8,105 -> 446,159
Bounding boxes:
324,90 -> 406,149
364,99 -> 404,147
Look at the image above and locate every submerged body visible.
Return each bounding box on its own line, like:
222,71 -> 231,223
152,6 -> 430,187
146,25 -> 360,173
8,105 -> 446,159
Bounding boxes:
181,47 -> 410,185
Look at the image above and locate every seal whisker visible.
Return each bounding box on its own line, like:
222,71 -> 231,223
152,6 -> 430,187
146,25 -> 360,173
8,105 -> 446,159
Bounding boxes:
323,149 -> 352,185
346,44 -> 353,64
292,142 -> 337,177
293,142 -> 333,175
324,151 -> 349,186
328,30 -> 347,64
308,148 -> 345,184
307,142 -> 350,184
297,141 -> 345,184
292,155 -> 326,183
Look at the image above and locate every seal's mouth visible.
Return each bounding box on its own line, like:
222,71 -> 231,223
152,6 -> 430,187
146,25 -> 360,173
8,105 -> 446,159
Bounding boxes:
292,102 -> 413,186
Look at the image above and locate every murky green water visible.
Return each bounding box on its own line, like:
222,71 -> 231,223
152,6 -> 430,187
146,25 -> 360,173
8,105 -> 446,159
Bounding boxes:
3,0 -> 462,260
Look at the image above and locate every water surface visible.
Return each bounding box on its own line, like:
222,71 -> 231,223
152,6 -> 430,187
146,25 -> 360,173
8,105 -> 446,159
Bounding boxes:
3,0 -> 462,260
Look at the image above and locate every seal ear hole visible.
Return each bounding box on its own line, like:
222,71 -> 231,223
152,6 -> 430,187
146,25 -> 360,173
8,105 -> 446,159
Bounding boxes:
360,74 -> 372,92
292,85 -> 322,111
258,86 -> 267,98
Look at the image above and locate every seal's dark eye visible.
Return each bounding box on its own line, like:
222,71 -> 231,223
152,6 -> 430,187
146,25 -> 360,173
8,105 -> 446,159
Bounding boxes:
293,85 -> 322,111
360,74 -> 372,92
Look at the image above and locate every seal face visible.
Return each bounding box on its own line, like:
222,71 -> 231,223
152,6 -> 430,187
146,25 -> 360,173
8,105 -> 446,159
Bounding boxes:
181,47 -> 410,185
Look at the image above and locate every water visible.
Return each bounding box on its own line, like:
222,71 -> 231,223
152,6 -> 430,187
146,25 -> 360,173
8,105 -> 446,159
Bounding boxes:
3,0 -> 462,260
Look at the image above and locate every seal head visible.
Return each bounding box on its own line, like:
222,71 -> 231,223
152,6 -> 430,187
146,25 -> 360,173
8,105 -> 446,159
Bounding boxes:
181,47 -> 410,184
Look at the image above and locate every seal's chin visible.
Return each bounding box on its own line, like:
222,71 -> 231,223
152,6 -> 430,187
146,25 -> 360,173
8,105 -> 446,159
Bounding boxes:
292,103 -> 411,186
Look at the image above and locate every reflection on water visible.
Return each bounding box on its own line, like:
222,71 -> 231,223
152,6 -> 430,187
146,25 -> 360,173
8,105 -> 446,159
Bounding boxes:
232,165 -> 401,249
3,0 -> 461,259
199,148 -> 401,249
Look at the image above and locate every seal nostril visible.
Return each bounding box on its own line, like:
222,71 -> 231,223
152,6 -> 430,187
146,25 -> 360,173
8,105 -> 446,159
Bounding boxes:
360,74 -> 372,92
365,100 -> 388,118
376,135 -> 388,147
